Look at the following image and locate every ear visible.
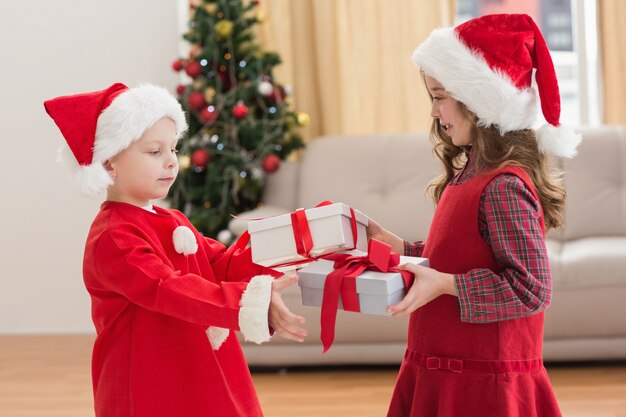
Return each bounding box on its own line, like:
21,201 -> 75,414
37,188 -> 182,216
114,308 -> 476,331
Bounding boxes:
102,159 -> 116,179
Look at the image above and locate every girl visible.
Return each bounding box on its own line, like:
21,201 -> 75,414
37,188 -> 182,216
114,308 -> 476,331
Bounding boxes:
367,14 -> 581,417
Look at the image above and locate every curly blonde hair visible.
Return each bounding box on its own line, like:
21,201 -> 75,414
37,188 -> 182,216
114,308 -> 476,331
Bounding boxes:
427,101 -> 567,231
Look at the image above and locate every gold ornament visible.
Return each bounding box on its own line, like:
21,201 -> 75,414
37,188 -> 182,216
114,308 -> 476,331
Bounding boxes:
204,87 -> 216,102
238,41 -> 253,54
190,44 -> 202,58
256,10 -> 267,23
215,20 -> 234,38
192,79 -> 205,90
204,201 -> 212,208
296,112 -> 311,127
202,3 -> 218,14
178,155 -> 191,170
224,52 -> 231,60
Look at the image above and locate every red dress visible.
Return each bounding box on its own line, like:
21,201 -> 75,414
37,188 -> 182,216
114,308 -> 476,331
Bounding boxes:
83,201 -> 277,417
387,166 -> 562,417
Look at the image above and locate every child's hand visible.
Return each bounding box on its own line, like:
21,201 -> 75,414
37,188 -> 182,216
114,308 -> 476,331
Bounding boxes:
269,273 -> 307,342
387,263 -> 457,317
366,217 -> 404,254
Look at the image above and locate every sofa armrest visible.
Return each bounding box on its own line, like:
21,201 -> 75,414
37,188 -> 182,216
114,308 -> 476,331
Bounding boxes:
228,205 -> 291,236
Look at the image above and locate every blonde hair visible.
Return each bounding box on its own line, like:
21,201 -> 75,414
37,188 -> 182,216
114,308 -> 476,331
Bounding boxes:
427,101 -> 567,230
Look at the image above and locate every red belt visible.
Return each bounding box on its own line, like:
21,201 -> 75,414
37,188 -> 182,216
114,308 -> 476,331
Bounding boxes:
404,350 -> 544,374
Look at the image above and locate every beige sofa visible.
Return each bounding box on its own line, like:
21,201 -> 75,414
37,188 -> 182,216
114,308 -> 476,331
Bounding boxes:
230,126 -> 626,366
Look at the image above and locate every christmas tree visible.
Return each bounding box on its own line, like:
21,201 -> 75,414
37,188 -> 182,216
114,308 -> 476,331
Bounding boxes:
168,0 -> 307,242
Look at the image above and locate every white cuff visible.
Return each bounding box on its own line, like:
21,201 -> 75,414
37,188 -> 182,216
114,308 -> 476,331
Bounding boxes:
206,326 -> 230,350
239,275 -> 274,344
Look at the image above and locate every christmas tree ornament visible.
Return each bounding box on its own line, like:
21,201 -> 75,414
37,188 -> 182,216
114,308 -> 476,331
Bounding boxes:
191,148 -> 211,167
268,85 -> 285,102
215,20 -> 234,38
200,106 -> 218,123
187,91 -> 206,110
189,44 -> 202,59
296,112 -> 311,127
232,102 -> 249,119
256,11 -> 267,23
178,155 -> 191,170
185,60 -> 203,78
192,79 -> 205,90
261,154 -> 280,173
257,80 -> 273,96
203,3 -> 218,14
238,41 -> 253,55
172,59 -> 184,72
176,85 -> 186,95
204,87 -> 216,102
217,229 -> 233,244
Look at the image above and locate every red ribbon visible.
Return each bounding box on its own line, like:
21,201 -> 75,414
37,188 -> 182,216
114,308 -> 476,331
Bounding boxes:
319,239 -> 414,352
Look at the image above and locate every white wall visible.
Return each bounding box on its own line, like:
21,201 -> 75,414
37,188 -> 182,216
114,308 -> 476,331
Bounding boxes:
0,0 -> 181,333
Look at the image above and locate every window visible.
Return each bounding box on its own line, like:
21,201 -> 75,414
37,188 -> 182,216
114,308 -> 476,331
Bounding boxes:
456,0 -> 601,126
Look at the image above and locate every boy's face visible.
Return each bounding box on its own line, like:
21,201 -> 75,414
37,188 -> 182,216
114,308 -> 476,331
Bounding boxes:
105,117 -> 179,207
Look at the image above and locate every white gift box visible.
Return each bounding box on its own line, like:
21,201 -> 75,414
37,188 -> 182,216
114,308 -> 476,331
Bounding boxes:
297,255 -> 429,316
248,203 -> 368,271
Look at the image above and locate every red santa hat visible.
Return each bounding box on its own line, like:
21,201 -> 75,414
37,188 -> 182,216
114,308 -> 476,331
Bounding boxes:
412,13 -> 581,158
44,83 -> 188,196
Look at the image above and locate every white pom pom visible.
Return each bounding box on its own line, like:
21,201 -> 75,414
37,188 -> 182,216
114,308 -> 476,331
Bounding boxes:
172,226 -> 198,255
57,146 -> 113,197
536,124 -> 582,159
217,229 -> 233,244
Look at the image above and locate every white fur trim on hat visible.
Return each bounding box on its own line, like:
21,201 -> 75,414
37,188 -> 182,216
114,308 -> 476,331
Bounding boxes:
172,226 -> 198,255
239,275 -> 274,344
206,326 -> 230,350
536,124 -> 582,158
92,84 -> 188,168
411,28 -> 538,134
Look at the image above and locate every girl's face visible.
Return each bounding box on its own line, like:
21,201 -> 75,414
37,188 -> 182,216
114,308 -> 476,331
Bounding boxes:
105,117 -> 179,207
425,75 -> 473,147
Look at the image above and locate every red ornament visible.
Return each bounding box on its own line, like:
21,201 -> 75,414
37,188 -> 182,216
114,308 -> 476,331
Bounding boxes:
185,60 -> 202,78
187,92 -> 206,110
262,154 -> 280,173
176,84 -> 186,95
172,59 -> 184,72
199,106 -> 218,123
191,148 -> 211,167
268,85 -> 285,102
232,102 -> 249,119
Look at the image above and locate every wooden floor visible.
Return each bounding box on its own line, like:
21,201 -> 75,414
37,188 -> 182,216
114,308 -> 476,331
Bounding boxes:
1,335 -> 625,417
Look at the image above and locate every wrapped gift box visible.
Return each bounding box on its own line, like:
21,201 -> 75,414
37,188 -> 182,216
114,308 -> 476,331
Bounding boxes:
297,255 -> 429,316
248,202 -> 368,270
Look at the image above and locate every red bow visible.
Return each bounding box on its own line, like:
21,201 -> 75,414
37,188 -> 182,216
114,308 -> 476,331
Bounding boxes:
319,239 -> 414,352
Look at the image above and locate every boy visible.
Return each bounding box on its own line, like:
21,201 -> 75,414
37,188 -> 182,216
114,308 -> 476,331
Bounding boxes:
44,83 -> 306,417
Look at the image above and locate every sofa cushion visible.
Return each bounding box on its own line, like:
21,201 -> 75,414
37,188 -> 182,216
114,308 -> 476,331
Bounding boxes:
560,126 -> 626,240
